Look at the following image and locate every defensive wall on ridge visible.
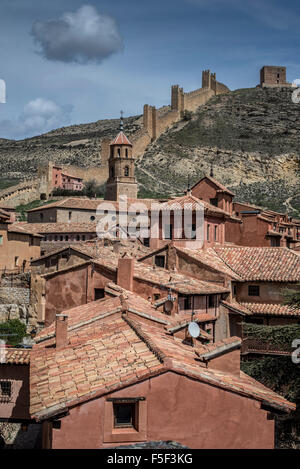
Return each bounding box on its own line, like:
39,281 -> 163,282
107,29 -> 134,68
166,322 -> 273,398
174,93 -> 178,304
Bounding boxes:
0,70 -> 229,206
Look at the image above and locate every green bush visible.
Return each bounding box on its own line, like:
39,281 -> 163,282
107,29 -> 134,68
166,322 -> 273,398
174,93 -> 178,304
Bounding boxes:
0,319 -> 27,346
242,323 -> 300,347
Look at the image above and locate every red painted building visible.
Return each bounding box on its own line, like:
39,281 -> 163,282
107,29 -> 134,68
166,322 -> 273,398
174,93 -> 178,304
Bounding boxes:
52,165 -> 83,192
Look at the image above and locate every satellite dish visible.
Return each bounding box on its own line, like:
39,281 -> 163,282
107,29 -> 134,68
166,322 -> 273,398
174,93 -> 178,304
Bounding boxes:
188,321 -> 200,338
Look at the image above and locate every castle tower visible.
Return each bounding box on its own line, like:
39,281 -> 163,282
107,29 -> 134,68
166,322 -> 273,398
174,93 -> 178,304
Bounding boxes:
105,113 -> 138,201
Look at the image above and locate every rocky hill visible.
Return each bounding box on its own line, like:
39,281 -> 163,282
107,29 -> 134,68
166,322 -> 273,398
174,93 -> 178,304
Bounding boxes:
0,87 -> 299,215
0,115 -> 142,180
136,87 -> 300,215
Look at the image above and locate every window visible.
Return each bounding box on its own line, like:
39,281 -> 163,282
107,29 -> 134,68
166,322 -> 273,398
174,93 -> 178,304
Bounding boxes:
208,295 -> 214,308
124,166 -> 129,176
183,296 -> 192,310
110,166 -> 114,178
210,198 -> 218,207
153,294 -> 161,301
248,285 -> 260,297
155,255 -> 165,268
0,381 -> 12,402
164,224 -> 173,240
14,256 -> 19,266
90,216 -> 95,221
40,213 -> 43,221
68,211 -> 72,221
76,235 -> 80,241
0,235 -> 3,245
94,288 -> 105,300
125,149 -> 128,157
113,403 -> 136,429
207,224 -> 210,241
117,148 -> 121,156
214,225 -> 218,241
143,238 -> 150,247
104,397 -> 147,443
65,235 -> 69,242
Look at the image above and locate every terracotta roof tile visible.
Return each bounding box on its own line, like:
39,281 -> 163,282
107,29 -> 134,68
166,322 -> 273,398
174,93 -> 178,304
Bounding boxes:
176,246 -> 243,281
110,131 -> 132,146
240,302 -> 300,317
30,296 -> 295,419
213,246 -> 300,282
2,348 -> 31,364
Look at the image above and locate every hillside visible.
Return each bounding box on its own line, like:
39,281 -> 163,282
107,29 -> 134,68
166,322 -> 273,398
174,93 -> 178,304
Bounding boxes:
136,87 -> 300,215
0,87 -> 300,215
0,115 -> 142,179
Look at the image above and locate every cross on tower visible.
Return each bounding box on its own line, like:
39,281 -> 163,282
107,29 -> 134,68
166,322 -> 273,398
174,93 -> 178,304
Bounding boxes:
120,110 -> 124,131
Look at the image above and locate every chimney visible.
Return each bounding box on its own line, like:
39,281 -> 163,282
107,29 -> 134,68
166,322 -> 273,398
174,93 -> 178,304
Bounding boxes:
117,257 -> 134,292
55,314 -> 68,349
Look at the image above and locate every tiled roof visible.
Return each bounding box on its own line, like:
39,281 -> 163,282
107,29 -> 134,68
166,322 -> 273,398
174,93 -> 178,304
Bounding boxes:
110,131 -> 132,146
240,302 -> 300,317
30,297 -> 295,419
7,224 -> 43,238
220,300 -> 252,316
26,197 -> 157,213
93,257 -> 230,295
175,246 -> 243,281
20,222 -> 98,234
2,348 -> 31,364
31,239 -> 150,263
213,246 -> 300,282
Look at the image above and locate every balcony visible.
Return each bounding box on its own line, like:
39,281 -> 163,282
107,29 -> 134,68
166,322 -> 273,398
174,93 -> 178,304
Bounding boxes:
241,338 -> 293,356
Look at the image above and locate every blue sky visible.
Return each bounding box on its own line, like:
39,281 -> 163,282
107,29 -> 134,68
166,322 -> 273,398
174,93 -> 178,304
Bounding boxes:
0,0 -> 299,140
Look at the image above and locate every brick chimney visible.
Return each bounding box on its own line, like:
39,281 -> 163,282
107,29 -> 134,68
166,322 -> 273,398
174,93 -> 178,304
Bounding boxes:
55,314 -> 68,348
117,257 -> 134,292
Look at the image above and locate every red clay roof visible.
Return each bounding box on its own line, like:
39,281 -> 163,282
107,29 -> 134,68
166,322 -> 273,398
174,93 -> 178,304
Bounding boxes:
110,131 -> 132,146
2,348 -> 31,364
26,197 -> 156,213
30,296 -> 295,419
7,224 -> 43,238
175,246 -> 243,281
240,302 -> 300,317
213,246 -> 300,282
20,222 -> 98,234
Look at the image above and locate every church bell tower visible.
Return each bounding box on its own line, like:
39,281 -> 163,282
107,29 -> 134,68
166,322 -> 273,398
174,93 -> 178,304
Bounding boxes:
105,112 -> 138,201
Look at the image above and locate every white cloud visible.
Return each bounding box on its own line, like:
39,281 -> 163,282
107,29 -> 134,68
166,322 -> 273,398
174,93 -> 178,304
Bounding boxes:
31,4 -> 123,64
0,97 -> 72,140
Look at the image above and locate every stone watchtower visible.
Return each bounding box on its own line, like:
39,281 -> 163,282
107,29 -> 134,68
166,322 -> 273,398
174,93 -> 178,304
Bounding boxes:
105,115 -> 138,201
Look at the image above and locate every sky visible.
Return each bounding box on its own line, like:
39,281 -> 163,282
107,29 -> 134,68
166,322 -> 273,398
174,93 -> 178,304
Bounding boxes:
0,0 -> 300,140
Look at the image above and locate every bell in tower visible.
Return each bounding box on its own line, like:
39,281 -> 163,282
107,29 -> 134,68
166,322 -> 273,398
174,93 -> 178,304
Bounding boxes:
105,111 -> 138,201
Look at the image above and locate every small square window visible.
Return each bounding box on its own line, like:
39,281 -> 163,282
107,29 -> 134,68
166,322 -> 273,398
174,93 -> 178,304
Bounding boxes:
0,381 -> 12,401
248,285 -> 260,297
113,403 -> 136,429
155,256 -> 165,268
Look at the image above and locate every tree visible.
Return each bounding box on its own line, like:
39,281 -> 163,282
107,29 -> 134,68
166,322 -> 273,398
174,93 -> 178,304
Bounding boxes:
0,319 -> 26,346
282,284 -> 300,311
83,180 -> 106,198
